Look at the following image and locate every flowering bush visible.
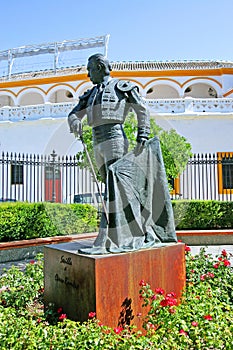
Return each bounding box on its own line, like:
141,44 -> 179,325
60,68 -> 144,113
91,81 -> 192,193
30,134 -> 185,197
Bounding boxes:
139,247 -> 233,349
0,249 -> 232,349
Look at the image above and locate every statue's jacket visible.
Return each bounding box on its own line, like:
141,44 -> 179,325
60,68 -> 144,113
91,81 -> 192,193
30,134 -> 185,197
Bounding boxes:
68,78 -> 150,140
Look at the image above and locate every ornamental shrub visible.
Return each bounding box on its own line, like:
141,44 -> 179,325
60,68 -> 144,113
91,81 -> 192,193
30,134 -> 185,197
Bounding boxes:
173,200 -> 233,229
0,202 -> 98,242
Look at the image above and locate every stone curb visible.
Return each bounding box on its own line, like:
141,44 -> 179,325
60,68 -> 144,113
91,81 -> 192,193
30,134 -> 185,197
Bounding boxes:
0,233 -> 97,263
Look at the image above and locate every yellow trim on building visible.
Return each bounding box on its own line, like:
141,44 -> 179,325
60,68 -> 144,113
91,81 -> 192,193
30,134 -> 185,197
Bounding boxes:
217,152 -> 233,194
0,66 -> 232,90
0,74 -> 89,88
170,177 -> 180,196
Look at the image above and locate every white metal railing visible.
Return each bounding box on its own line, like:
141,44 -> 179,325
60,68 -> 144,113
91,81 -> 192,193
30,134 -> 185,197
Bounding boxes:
146,97 -> 233,114
0,102 -> 75,121
1,98 -> 233,121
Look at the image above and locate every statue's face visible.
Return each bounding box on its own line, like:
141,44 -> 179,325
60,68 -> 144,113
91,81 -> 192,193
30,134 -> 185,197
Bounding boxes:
87,59 -> 105,84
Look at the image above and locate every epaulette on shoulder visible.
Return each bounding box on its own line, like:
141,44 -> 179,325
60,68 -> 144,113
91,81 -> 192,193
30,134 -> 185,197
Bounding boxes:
116,80 -> 138,92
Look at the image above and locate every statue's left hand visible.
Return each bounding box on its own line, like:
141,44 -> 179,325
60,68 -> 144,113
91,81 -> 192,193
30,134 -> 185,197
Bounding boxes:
134,138 -> 147,155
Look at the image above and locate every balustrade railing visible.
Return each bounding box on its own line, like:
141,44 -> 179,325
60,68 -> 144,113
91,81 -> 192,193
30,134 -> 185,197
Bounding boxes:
1,98 -> 233,122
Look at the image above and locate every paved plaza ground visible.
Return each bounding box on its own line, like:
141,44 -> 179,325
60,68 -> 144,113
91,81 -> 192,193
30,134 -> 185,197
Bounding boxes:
0,244 -> 232,275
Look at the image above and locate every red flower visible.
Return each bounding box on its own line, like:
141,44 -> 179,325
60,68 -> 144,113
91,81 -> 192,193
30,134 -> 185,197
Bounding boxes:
169,307 -> 176,314
114,327 -> 123,334
155,288 -> 165,295
191,321 -> 198,327
139,280 -> 146,287
88,312 -> 96,319
218,257 -> 223,261
151,294 -> 156,300
146,322 -> 157,331
223,259 -> 231,267
57,307 -> 63,314
30,260 -> 35,264
160,295 -> 177,307
213,263 -> 220,269
58,313 -> 67,321
221,249 -> 227,257
185,245 -> 191,252
204,314 -> 212,321
179,329 -> 188,336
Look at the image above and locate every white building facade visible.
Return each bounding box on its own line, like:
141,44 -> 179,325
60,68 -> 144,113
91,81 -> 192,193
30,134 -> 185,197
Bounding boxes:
0,37 -> 232,202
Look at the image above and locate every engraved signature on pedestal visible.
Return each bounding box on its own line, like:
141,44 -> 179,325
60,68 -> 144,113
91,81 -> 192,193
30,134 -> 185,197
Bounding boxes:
55,273 -> 79,290
60,255 -> 72,265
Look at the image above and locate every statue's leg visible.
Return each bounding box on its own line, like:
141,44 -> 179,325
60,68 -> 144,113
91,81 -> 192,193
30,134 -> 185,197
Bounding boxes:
79,125 -> 129,254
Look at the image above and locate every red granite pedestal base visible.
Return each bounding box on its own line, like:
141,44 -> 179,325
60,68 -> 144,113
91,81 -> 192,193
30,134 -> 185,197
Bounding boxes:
44,240 -> 185,329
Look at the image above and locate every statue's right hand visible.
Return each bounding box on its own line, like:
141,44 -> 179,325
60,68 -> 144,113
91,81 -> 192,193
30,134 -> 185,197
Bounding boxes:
70,119 -> 81,135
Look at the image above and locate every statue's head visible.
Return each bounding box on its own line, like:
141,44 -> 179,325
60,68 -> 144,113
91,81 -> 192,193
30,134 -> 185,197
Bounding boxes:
87,54 -> 112,84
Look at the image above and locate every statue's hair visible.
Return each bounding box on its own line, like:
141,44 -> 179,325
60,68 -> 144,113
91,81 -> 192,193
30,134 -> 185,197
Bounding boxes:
88,53 -> 112,75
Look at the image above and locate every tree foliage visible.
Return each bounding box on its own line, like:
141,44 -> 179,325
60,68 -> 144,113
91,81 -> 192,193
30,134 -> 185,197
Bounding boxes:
76,112 -> 192,183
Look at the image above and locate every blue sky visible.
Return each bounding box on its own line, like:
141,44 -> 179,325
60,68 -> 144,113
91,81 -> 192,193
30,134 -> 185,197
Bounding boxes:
1,0 -> 233,62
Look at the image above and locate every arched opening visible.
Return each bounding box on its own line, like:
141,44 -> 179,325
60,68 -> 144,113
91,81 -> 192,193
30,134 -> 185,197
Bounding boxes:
19,92 -> 44,106
49,89 -> 75,103
184,83 -> 218,98
0,95 -> 15,107
146,84 -> 179,99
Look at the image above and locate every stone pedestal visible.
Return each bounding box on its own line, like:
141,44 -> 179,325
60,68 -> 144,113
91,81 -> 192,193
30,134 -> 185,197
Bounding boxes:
44,239 -> 185,329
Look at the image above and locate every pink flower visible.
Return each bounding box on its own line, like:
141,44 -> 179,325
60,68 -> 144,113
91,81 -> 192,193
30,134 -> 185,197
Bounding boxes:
155,288 -> 165,295
166,292 -> 177,298
88,312 -> 96,319
139,280 -> 146,287
58,313 -> 67,321
207,272 -> 214,278
114,327 -> 123,334
200,274 -> 206,281
204,314 -> 212,321
191,321 -> 198,327
179,329 -> 188,336
151,294 -> 156,300
223,259 -> 231,267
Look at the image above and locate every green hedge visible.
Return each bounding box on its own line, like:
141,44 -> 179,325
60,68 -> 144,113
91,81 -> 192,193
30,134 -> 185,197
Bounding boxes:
0,202 -> 98,242
0,200 -> 232,242
173,200 -> 233,230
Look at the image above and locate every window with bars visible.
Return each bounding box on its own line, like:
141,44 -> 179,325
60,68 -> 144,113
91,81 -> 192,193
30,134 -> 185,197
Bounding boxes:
11,163 -> 23,185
